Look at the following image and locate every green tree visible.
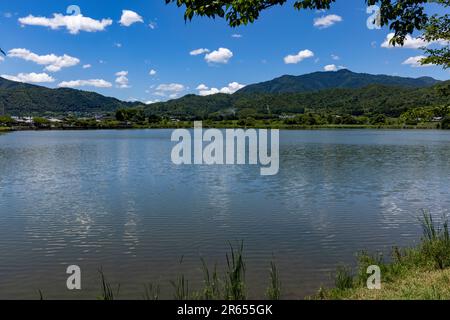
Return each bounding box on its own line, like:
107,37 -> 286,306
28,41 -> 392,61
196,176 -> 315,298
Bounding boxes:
166,0 -> 448,67
33,117 -> 51,128
441,116 -> 450,129
421,1 -> 450,69
0,115 -> 15,126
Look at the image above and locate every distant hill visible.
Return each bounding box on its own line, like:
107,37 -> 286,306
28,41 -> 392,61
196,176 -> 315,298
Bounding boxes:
0,70 -> 447,118
237,69 -> 441,94
146,81 -> 450,119
0,77 -> 136,115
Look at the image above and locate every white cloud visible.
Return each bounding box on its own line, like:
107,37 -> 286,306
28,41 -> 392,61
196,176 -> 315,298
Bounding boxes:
381,33 -> 428,49
82,64 -> 91,69
196,84 -> 209,91
149,69 -> 157,76
314,14 -> 342,29
381,33 -> 448,49
0,56 -> 4,62
7,48 -> 80,72
18,13 -> 112,34
58,79 -> 112,88
402,55 -> 432,68
155,83 -> 185,97
145,100 -> 160,105
115,71 -> 130,88
331,54 -> 340,60
119,10 -> 143,27
197,82 -> 245,96
1,72 -> 55,83
114,43 -> 122,48
205,48 -> 233,64
324,64 -> 338,71
284,49 -> 314,64
190,48 -> 210,56
148,20 -> 158,29
231,34 -> 243,38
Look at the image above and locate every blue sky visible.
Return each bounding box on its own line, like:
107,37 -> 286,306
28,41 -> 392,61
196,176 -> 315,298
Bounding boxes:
0,0 -> 448,103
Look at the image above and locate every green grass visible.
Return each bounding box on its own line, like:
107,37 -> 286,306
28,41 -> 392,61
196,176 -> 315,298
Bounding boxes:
224,242 -> 247,300
313,211 -> 450,300
267,259 -> 281,300
143,283 -> 160,300
170,256 -> 190,300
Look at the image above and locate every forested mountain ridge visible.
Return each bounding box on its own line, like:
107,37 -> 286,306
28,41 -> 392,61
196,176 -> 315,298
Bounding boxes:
0,77 -> 137,115
236,69 -> 441,94
145,82 -> 450,119
0,70 -> 447,118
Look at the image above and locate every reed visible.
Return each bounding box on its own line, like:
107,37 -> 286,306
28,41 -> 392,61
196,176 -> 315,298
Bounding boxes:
224,241 -> 247,300
99,268 -> 120,300
266,260 -> 281,300
143,283 -> 160,300
170,256 -> 190,300
200,258 -> 221,300
334,265 -> 353,290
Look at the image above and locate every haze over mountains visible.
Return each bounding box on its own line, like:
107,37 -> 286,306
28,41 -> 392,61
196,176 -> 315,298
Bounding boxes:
0,70 -> 447,117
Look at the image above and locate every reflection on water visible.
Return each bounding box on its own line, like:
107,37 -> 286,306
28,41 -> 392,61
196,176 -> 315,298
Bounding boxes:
1,130 -> 450,299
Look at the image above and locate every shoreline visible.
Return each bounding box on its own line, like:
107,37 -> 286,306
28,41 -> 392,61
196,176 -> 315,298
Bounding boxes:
1,124 -> 446,132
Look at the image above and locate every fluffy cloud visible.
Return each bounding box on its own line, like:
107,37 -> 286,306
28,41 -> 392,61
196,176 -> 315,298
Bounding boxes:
324,64 -> 346,71
155,83 -> 185,97
381,33 -> 429,49
314,14 -> 343,29
1,72 -> 55,83
402,56 -> 432,68
149,69 -> 157,76
197,82 -> 245,96
190,48 -> 210,56
19,13 -> 112,34
232,34 -> 243,38
115,71 -> 130,88
196,84 -> 209,91
119,10 -> 143,27
58,79 -> 112,88
324,64 -> 338,71
284,49 -> 314,64
82,64 -> 91,69
7,48 -> 80,72
205,48 -> 233,64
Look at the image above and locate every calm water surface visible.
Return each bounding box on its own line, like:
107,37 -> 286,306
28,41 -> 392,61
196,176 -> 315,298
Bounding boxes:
1,129 -> 450,299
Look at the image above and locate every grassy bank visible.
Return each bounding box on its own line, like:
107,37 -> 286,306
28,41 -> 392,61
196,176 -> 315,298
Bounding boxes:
34,212 -> 450,300
90,213 -> 450,300
314,211 -> 450,300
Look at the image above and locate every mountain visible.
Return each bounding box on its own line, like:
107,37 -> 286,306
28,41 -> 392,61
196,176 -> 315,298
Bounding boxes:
145,81 -> 450,119
0,70 -> 446,117
0,77 -> 136,115
237,69 -> 441,94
